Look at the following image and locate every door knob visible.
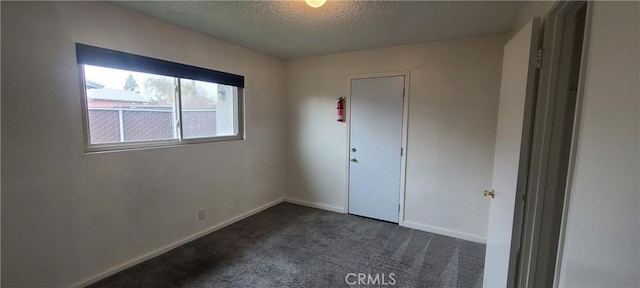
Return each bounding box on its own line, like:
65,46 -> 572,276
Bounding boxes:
350,157 -> 357,162
484,189 -> 495,199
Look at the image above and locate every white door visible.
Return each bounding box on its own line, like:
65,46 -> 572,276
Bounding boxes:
483,18 -> 540,287
348,76 -> 404,223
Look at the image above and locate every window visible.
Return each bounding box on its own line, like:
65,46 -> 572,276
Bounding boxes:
76,44 -> 244,152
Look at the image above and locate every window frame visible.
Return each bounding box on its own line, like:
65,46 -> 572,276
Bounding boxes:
76,44 -> 245,153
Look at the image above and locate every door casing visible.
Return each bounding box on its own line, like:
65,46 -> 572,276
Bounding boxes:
344,71 -> 410,224
513,2 -> 591,287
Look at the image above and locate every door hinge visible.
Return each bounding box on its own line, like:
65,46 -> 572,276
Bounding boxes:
403,87 -> 405,97
401,147 -> 403,156
398,204 -> 401,213
536,48 -> 543,69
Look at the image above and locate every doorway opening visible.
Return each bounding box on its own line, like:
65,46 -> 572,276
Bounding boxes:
511,2 -> 589,287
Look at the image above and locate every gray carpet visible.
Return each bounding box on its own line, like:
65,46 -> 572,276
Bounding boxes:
89,203 -> 485,287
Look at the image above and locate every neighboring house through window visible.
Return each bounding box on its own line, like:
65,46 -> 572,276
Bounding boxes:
76,43 -> 245,151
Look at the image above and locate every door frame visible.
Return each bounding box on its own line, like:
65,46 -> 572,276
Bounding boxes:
344,71 -> 410,224
511,1 -> 591,287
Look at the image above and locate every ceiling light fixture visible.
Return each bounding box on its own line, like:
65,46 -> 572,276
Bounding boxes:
305,0 -> 326,8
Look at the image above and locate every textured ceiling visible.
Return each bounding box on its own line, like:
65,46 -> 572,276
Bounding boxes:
112,1 -> 522,59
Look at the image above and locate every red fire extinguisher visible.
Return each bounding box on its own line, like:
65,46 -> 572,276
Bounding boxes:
337,97 -> 346,122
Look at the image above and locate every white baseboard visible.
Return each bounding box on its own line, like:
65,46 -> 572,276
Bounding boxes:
401,220 -> 486,244
283,197 -> 345,213
70,197 -> 284,288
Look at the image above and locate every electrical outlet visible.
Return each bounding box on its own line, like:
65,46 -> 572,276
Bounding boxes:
198,209 -> 206,221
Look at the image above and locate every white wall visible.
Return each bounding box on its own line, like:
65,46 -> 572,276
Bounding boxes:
1,2 -> 285,287
284,34 -> 508,242
558,2 -> 640,287
513,1 -> 556,30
